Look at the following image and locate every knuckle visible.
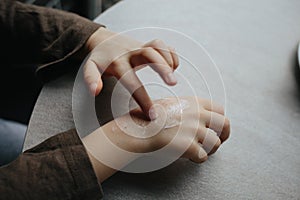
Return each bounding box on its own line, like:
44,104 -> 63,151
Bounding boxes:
140,47 -> 155,57
111,59 -> 121,66
218,105 -> 225,115
151,39 -> 163,46
111,59 -> 129,70
199,98 -> 210,106
143,47 -> 154,53
199,109 -> 207,118
123,77 -> 136,88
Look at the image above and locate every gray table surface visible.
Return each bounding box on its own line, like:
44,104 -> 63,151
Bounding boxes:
24,0 -> 300,199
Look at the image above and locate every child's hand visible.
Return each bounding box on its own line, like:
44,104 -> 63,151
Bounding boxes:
83,97 -> 230,181
101,97 -> 230,163
84,28 -> 179,119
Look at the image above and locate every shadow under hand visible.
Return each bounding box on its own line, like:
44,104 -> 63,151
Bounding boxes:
293,51 -> 300,94
95,77 -> 117,125
291,47 -> 300,109
102,159 -> 205,199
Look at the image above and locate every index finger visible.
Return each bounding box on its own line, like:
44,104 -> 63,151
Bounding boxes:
115,62 -> 154,120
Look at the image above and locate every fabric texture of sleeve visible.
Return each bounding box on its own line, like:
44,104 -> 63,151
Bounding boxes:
0,129 -> 103,200
0,0 -> 103,81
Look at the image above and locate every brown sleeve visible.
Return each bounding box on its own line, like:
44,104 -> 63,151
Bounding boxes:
0,129 -> 103,200
0,0 -> 103,81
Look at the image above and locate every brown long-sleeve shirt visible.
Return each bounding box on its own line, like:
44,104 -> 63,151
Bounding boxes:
0,0 -> 103,123
0,0 -> 104,199
0,130 -> 103,199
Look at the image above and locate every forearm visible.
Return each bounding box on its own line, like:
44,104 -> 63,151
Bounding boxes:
83,120 -> 148,182
85,150 -> 117,183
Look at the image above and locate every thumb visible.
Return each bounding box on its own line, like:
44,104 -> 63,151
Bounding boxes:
83,59 -> 103,96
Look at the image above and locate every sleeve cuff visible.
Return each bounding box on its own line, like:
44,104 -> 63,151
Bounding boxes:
35,19 -> 104,82
26,129 -> 104,199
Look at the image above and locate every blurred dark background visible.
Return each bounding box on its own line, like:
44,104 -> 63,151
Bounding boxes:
20,0 -> 122,19
0,0 -> 123,166
0,0 -> 122,125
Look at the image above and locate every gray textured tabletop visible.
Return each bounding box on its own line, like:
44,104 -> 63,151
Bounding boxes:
24,0 -> 300,199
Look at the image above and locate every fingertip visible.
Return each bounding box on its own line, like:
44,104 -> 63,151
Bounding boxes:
131,86 -> 154,121
149,106 -> 158,121
198,146 -> 208,162
89,83 -> 99,96
190,147 -> 208,164
84,59 -> 103,96
207,138 -> 221,155
89,79 -> 103,96
220,118 -> 230,143
164,72 -> 177,85
198,155 -> 208,163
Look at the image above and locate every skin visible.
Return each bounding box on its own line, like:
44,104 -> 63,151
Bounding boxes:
82,27 -> 179,119
83,97 -> 230,182
80,28 -> 230,182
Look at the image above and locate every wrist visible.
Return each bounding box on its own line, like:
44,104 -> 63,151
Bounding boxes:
73,27 -> 113,61
85,27 -> 116,52
102,120 -> 151,153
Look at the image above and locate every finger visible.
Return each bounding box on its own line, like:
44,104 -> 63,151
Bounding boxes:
133,47 -> 177,86
197,128 -> 221,155
198,98 -> 225,115
83,59 -> 103,96
144,39 -> 174,69
114,61 -> 154,119
186,140 -> 208,164
201,111 -> 230,142
169,47 -> 179,70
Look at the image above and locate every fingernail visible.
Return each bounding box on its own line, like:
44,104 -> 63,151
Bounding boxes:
165,72 -> 177,85
149,106 -> 158,121
198,147 -> 207,159
90,83 -> 98,95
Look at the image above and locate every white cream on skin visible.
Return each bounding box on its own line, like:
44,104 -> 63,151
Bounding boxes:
161,98 -> 190,129
113,98 -> 190,139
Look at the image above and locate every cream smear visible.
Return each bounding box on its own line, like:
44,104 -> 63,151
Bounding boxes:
114,98 -> 190,138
